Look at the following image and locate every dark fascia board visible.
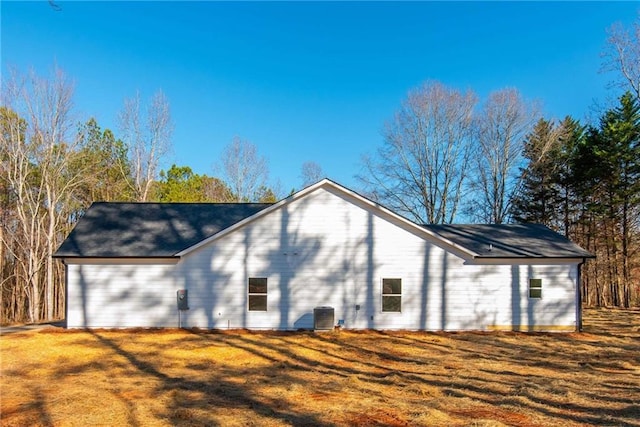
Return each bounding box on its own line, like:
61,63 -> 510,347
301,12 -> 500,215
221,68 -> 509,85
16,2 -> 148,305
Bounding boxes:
463,256 -> 593,267
53,255 -> 178,259
474,254 -> 596,259
57,256 -> 180,265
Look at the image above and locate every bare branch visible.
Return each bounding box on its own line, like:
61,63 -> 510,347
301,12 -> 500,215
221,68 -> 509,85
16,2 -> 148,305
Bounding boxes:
1,65 -> 84,321
218,136 -> 269,202
48,1 -> 62,12
300,161 -> 324,187
602,16 -> 640,100
118,90 -> 173,201
358,81 -> 476,224
469,88 -> 540,224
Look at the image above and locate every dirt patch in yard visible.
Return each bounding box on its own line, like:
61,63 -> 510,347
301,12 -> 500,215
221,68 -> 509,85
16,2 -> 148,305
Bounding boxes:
1,308 -> 639,426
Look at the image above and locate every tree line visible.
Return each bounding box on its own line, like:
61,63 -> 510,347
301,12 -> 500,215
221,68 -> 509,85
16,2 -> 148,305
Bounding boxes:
511,94 -> 639,308
358,16 -> 639,308
0,69 -> 321,324
358,83 -> 639,308
1,16 -> 638,323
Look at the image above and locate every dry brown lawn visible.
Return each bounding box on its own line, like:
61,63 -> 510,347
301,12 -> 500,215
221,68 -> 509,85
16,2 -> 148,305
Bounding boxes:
1,308 -> 639,426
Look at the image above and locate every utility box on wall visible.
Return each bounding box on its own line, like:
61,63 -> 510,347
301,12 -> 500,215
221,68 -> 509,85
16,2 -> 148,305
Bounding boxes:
177,289 -> 189,311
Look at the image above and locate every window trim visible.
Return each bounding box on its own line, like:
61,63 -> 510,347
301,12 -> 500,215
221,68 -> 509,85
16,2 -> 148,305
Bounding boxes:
248,277 -> 268,311
381,277 -> 402,313
529,278 -> 542,299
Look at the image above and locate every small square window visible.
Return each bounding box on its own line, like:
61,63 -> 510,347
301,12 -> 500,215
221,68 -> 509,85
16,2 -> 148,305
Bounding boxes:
248,277 -> 267,311
249,295 -> 267,311
382,278 -> 402,312
529,278 -> 542,299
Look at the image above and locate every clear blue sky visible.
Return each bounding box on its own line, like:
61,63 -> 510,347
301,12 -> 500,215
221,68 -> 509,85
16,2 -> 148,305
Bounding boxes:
2,1 -> 638,192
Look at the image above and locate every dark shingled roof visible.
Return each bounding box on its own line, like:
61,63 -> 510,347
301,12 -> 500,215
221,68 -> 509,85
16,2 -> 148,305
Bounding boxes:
54,202 -> 272,258
55,200 -> 592,260
424,224 -> 594,259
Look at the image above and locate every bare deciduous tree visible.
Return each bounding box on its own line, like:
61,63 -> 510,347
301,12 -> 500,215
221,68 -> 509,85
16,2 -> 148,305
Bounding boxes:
469,88 -> 540,224
202,176 -> 235,202
300,161 -> 324,187
359,81 -> 477,224
1,67 -> 87,322
602,15 -> 640,100
118,90 -> 173,202
219,136 -> 269,202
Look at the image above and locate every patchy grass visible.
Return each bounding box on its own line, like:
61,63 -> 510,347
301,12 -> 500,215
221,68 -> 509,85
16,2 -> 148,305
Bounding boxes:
1,309 -> 639,426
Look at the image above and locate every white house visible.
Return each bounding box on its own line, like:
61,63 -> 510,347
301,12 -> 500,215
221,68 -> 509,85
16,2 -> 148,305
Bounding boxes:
54,179 -> 593,331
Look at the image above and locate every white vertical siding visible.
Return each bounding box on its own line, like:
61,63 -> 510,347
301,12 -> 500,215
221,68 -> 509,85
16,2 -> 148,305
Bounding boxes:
66,186 -> 579,330
174,187 -> 578,331
66,261 -> 178,328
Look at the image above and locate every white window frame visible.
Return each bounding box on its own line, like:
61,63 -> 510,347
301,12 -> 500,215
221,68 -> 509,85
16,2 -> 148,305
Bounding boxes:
529,278 -> 542,299
248,277 -> 268,311
381,278 -> 402,312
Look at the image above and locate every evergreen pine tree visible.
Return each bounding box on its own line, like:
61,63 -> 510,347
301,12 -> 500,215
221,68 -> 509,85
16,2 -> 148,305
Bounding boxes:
511,118 -> 563,229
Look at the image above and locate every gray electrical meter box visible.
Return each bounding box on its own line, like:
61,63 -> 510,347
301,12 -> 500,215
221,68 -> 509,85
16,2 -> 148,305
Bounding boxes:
177,289 -> 189,310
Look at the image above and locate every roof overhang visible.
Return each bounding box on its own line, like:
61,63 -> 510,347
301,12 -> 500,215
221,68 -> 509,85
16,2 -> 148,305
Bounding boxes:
464,256 -> 591,266
58,257 -> 179,265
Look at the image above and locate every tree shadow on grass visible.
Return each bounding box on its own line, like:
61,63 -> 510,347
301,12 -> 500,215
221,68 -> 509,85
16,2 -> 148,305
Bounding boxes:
85,330 -> 327,426
297,329 -> 640,426
196,329 -> 640,427
17,308 -> 637,427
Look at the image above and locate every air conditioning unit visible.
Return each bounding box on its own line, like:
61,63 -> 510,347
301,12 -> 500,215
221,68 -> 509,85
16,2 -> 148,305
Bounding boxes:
314,306 -> 334,330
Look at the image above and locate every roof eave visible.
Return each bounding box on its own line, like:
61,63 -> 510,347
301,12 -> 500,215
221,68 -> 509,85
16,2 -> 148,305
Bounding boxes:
465,255 -> 594,265
55,256 -> 180,265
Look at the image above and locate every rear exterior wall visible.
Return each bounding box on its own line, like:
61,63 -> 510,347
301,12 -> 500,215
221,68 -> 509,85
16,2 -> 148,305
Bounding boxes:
173,187 -> 578,330
66,187 -> 579,330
